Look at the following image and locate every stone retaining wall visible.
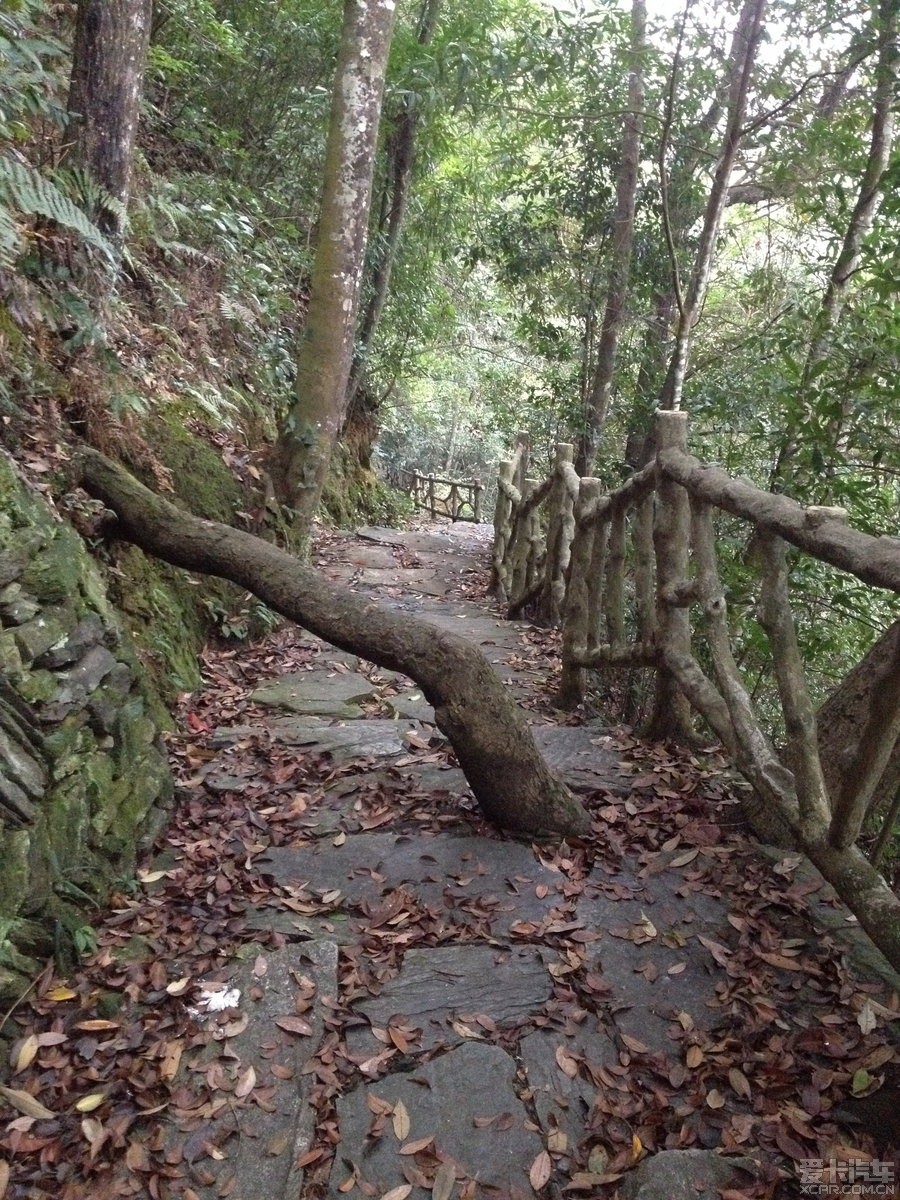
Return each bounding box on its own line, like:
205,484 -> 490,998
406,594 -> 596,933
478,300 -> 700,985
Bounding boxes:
0,455 -> 172,1001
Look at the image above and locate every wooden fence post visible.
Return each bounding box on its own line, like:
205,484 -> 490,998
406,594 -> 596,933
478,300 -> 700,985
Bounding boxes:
645,409 -> 695,740
559,478 -> 603,708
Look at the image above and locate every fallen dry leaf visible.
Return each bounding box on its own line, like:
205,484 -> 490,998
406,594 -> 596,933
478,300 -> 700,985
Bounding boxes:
392,1100 -> 411,1141
529,1149 -> 552,1190
399,1135 -> 434,1155
0,1085 -> 55,1120
432,1161 -> 455,1200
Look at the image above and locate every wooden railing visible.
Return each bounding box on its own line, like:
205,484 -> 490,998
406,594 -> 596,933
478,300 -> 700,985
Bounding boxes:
493,410 -> 900,967
401,469 -> 484,523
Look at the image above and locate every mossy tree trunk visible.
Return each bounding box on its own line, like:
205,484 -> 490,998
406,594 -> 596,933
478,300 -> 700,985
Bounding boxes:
66,0 -> 152,237
77,448 -> 590,839
271,0 -> 396,544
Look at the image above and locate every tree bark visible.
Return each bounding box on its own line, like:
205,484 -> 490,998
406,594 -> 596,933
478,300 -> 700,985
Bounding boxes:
76,448 -> 590,839
66,0 -> 151,238
659,0 -> 767,410
574,0 -> 646,476
271,0 -> 397,541
814,619 -> 900,843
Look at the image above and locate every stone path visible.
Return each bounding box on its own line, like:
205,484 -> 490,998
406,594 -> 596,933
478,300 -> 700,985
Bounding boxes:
164,524 -> 899,1200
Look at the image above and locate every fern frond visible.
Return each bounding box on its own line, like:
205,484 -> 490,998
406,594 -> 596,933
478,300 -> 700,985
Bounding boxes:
0,154 -> 114,262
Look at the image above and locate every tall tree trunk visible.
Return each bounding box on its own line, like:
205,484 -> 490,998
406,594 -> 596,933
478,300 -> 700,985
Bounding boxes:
659,0 -> 768,410
77,448 -> 590,839
342,0 -> 443,464
812,619 -> 900,845
575,0 -> 646,476
643,0 -> 766,744
65,0 -> 153,237
271,0 -> 397,542
770,0 -> 897,488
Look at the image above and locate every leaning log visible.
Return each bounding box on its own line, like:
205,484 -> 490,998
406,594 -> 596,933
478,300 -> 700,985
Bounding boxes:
76,448 -> 590,838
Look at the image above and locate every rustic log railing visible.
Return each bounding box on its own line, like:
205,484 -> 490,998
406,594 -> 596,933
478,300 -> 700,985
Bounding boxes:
492,410 -> 900,969
401,469 -> 484,523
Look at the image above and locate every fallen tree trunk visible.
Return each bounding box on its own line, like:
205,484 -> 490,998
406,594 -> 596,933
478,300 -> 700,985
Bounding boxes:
76,448 -> 590,838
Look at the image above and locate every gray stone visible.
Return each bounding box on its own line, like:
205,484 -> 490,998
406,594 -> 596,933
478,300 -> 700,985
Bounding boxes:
12,609 -> 71,662
212,716 -> 419,762
357,567 -> 449,596
576,879 -> 727,1051
0,548 -> 31,588
35,613 -> 107,669
0,583 -> 40,625
385,689 -> 436,722
531,724 -> 631,793
520,1025 -> 618,1155
619,1149 -> 760,1199
166,940 -> 338,1200
349,943 -> 552,1053
328,1042 -> 543,1199
250,670 -> 378,716
262,831 -> 565,936
0,727 -> 46,800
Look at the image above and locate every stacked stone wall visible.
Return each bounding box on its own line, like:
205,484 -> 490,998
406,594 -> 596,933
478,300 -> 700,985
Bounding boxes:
0,455 -> 172,1000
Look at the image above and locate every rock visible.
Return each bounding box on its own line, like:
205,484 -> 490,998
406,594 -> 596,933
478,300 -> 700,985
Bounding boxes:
328,1042 -> 544,1198
262,830 -> 565,936
386,688 -> 436,722
348,943 -> 552,1054
520,1026 -> 618,1152
165,940 -> 338,1200
12,609 -> 72,661
250,670 -> 378,716
35,613 -> 107,669
619,1149 -> 760,1199
0,583 -> 40,624
0,727 -> 46,800
212,716 -> 419,762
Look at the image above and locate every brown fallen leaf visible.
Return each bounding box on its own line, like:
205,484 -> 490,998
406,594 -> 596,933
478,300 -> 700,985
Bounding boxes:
274,1015 -> 312,1036
706,1089 -> 725,1109
728,1067 -> 752,1099
392,1100 -> 411,1141
0,1085 -> 55,1120
12,1035 -> 39,1074
686,1045 -> 704,1069
380,1187 -> 413,1200
555,1045 -> 579,1078
0,1159 -> 9,1200
235,1065 -> 256,1098
529,1149 -> 552,1190
432,1161 -> 455,1200
399,1135 -> 434,1155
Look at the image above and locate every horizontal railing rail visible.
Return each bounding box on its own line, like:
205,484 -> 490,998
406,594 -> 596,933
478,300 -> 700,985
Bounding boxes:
492,410 -> 900,967
401,468 -> 484,523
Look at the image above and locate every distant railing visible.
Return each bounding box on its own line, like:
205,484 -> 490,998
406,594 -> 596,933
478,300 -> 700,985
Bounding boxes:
401,469 -> 485,523
492,410 -> 900,966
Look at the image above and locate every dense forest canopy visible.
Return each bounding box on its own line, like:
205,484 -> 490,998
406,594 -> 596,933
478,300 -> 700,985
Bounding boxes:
0,0 -> 897,701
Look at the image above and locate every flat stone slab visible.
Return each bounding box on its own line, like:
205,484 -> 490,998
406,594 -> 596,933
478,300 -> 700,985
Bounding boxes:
520,1025 -> 618,1157
261,831 -> 565,936
328,1042 -> 543,1199
357,567 -> 449,596
620,1149 -> 761,1199
349,943 -> 552,1054
212,717 -> 421,762
531,724 -> 630,793
165,940 -> 338,1200
250,671 -> 377,717
576,872 -> 729,1052
385,688 -> 436,722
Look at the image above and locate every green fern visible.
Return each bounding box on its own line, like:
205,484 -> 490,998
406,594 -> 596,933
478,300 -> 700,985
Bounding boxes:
0,153 -> 114,267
